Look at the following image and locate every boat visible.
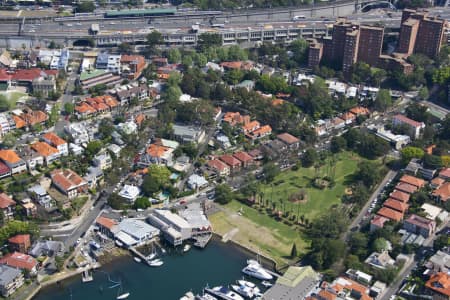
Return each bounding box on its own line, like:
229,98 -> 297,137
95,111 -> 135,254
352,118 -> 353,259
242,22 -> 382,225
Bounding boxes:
180,291 -> 195,300
115,240 -> 124,248
160,247 -> 167,254
242,264 -> 273,281
148,258 -> 164,267
237,280 -> 260,294
195,291 -> 218,300
205,286 -> 244,300
261,281 -> 272,288
146,252 -> 157,261
133,257 -> 142,263
231,284 -> 254,298
81,269 -> 93,283
117,293 -> 130,300
183,244 -> 191,253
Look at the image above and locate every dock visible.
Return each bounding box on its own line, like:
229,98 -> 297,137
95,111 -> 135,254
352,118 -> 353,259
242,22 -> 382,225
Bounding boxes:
81,269 -> 93,283
192,233 -> 212,248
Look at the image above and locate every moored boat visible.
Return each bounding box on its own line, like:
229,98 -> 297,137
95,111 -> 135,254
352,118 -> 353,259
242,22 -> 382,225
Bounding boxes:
148,258 -> 164,267
133,257 -> 142,263
231,284 -> 254,298
237,280 -> 260,294
242,263 -> 273,281
261,281 -> 272,288
183,244 -> 191,252
205,286 -> 244,300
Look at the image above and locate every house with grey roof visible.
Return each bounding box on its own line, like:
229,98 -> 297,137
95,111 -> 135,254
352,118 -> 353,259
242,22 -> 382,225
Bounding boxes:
113,218 -> 160,248
29,240 -> 64,258
172,124 -> 205,144
0,265 -> 24,297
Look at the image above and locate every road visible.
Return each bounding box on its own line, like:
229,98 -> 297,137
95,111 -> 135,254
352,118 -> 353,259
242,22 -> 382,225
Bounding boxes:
342,170 -> 398,242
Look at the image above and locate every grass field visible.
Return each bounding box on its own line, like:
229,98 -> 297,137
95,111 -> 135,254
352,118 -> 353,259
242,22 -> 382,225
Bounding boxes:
0,91 -> 28,109
259,151 -> 361,221
209,151 -> 364,265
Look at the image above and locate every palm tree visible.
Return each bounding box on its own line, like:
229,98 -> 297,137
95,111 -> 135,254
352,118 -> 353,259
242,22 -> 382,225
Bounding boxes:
299,214 -> 305,225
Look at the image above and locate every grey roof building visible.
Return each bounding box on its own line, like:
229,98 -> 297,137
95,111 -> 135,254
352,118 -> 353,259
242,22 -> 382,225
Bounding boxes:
114,218 -> 160,247
29,240 -> 64,257
172,124 -> 205,144
0,264 -> 24,297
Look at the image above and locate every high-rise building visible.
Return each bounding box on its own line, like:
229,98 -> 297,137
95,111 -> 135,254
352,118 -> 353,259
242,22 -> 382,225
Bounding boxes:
415,17 -> 446,58
397,18 -> 420,55
397,9 -> 447,58
342,29 -> 360,73
358,26 -> 384,66
307,39 -> 323,69
329,18 -> 355,66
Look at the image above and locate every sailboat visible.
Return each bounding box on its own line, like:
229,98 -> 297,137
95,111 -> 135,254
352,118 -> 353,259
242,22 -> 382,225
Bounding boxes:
146,245 -> 158,261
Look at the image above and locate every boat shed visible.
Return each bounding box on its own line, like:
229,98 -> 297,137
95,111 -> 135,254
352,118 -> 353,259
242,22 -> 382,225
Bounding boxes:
114,218 -> 160,248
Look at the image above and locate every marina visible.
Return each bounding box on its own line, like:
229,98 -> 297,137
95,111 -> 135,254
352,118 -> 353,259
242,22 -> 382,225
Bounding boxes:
34,240 -> 273,300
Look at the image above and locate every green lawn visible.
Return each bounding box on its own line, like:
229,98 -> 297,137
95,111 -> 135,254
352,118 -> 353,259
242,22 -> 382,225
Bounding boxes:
210,152 -> 365,265
0,91 -> 28,109
258,151 -> 361,221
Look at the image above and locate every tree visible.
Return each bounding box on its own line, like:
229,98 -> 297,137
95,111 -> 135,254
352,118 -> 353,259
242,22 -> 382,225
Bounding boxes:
0,95 -> 10,112
434,234 -> 449,251
373,89 -> 392,112
215,184 -> 233,205
349,232 -> 369,259
98,118 -> 115,139
330,136 -> 347,153
263,162 -> 280,183
107,193 -> 126,210
372,238 -> 389,252
197,33 -> 222,50
85,140 -> 103,157
75,1 -> 95,13
167,48 -> 181,64
2,132 -> 16,148
423,154 -> 443,169
142,165 -> 171,196
401,146 -> 425,163
290,243 -> 298,258
302,149 -> 318,168
356,161 -> 381,188
146,31 -> 163,55
290,39 -> 309,65
418,86 -> 429,100
134,197 -> 150,209
118,42 -> 132,54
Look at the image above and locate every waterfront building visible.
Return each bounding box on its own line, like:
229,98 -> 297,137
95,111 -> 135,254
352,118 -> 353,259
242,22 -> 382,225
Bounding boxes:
0,265 -> 24,297
114,218 -> 160,248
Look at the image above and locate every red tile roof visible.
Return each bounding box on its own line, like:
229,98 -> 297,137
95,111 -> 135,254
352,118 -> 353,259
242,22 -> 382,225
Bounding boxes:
96,216 -> 118,230
220,61 -> 243,69
0,251 -> 37,271
233,151 -> 253,163
395,182 -> 418,194
400,174 -> 425,188
0,68 -> 57,82
146,144 -> 170,158
251,125 -> 272,137
394,114 -> 424,128
8,234 -> 30,246
42,132 -> 66,147
439,167 -> 450,179
341,112 -> 356,121
349,106 -> 370,116
0,193 -> 15,208
50,169 -> 87,192
277,133 -> 300,145
425,272 -> 450,297
383,198 -> 408,213
371,215 -> 390,228
377,207 -> 403,222
207,159 -> 229,172
220,154 -> 242,167
405,214 -> 435,231
31,141 -> 59,157
0,161 -> 10,175
432,182 -> 450,202
390,190 -> 410,202
0,149 -> 22,164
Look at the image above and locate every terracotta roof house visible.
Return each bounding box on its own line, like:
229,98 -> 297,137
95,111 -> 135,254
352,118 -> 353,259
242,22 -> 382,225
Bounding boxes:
138,143 -> 174,167
0,161 -> 11,178
0,252 -> 38,275
222,112 -> 250,126
242,120 -> 260,134
12,115 -> 26,129
433,182 -> 450,203
392,114 -> 425,139
50,169 -> 88,199
206,159 -> 230,177
390,190 -> 410,203
377,207 -> 403,222
74,102 -> 97,118
399,174 -> 426,188
19,110 -> 48,127
248,148 -> 263,160
31,142 -> 60,165
370,215 -> 390,232
383,198 -> 408,213
8,234 -> 31,253
395,182 -> 418,194
219,154 -> 242,170
0,193 -> 15,221
349,106 -> 370,116
403,214 -> 436,238
121,55 -> 146,80
332,117 -> 346,129
341,112 -> 356,124
425,272 -> 450,300
96,216 -> 118,238
42,132 -> 68,156
233,151 -> 254,167
0,149 -> 26,175
277,133 -> 300,149
249,125 -> 272,139
220,61 -> 243,70
439,168 -> 450,181
431,177 -> 446,189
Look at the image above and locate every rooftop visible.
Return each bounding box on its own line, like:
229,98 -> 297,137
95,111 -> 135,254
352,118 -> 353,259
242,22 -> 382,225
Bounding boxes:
0,193 -> 15,208
399,174 -> 425,188
0,149 -> 22,164
377,207 -> 403,222
0,251 -> 37,271
277,132 -> 300,145
96,216 -> 118,230
425,272 -> 450,297
42,132 -> 66,146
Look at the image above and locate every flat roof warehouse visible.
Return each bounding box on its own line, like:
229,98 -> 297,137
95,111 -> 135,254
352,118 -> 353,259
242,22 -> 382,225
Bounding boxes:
105,8 -> 176,18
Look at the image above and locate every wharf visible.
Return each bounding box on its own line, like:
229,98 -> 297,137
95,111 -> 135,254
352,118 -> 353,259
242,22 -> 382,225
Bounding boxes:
193,233 -> 212,248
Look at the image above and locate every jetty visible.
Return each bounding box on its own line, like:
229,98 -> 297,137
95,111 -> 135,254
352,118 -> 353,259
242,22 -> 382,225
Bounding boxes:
192,234 -> 212,248
81,269 -> 93,283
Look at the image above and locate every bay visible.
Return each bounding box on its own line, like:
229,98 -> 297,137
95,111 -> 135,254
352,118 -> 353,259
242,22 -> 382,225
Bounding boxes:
34,240 -> 256,300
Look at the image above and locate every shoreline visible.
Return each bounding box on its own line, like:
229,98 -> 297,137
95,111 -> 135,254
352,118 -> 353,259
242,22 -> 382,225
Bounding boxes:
30,232 -> 280,300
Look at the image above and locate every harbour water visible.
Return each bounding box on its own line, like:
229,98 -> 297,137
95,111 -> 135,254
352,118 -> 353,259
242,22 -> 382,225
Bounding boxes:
34,240 -> 258,300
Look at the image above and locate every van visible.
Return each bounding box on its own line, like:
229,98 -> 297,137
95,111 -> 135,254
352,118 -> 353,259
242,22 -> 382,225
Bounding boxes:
292,15 -> 306,21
